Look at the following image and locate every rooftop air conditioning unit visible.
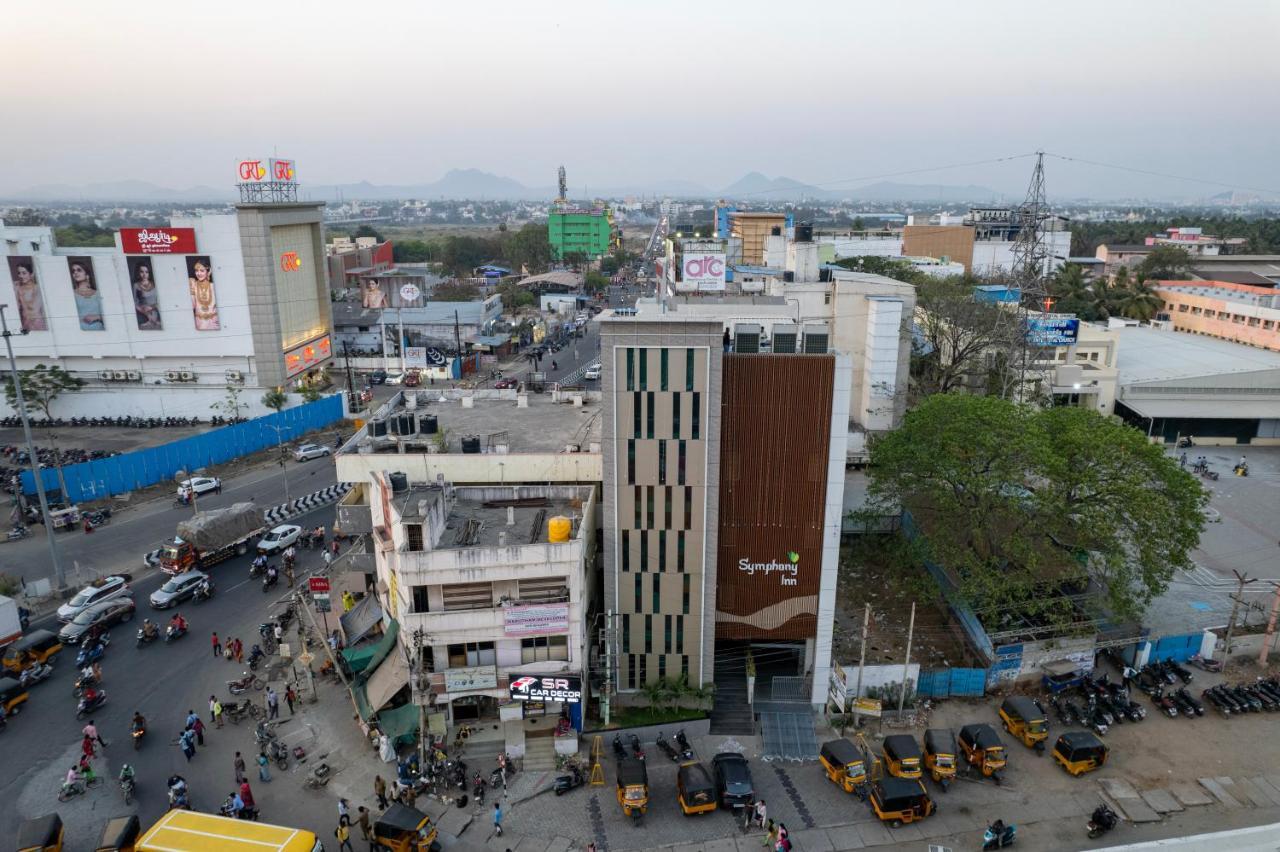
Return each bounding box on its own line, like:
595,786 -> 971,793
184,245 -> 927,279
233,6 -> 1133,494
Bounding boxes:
733,324 -> 762,354
771,324 -> 798,354
126,371 -> 142,382
98,369 -> 114,381
179,370 -> 195,382
802,324 -> 829,354
112,370 -> 128,380
225,369 -> 244,383
165,370 -> 181,382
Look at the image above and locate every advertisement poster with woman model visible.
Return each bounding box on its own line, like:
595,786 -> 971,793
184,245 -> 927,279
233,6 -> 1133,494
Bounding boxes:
126,257 -> 163,330
6,256 -> 47,331
186,256 -> 219,330
361,279 -> 388,308
67,256 -> 105,330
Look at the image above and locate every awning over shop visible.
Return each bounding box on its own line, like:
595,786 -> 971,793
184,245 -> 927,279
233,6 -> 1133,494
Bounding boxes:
376,703 -> 420,748
342,618 -> 398,675
365,648 -> 411,715
340,595 -> 384,645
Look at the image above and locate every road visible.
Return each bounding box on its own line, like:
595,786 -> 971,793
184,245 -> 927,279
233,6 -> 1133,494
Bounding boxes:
1,503 -> 340,850
5,457 -> 339,588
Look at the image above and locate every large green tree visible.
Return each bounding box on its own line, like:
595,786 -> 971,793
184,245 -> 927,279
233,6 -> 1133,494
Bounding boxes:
913,279 -> 1019,398
865,395 -> 1205,630
1136,245 -> 1193,281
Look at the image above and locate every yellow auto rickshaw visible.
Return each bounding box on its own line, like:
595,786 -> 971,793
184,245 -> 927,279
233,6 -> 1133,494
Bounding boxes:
676,761 -> 717,816
372,804 -> 441,852
3,629 -> 63,674
819,738 -> 868,795
616,756 -> 649,824
868,777 -> 935,828
958,723 -> 1006,784
17,813 -> 63,852
1,676 -> 31,717
882,734 -> 923,779
922,728 -> 957,791
1052,731 -> 1110,777
95,815 -> 141,852
999,695 -> 1049,753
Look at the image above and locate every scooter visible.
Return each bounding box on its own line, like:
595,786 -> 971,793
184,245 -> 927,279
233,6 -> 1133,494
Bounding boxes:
6,525 -> 29,541
262,571 -> 279,593
76,690 -> 108,719
75,639 -> 109,669
655,731 -> 679,761
120,772 -> 136,805
629,733 -> 645,761
247,645 -> 266,671
165,624 -> 188,643
18,662 -> 53,688
1087,804 -> 1118,839
1149,688 -> 1178,718
675,728 -> 694,760
137,627 -> 160,648
554,764 -> 586,796
983,821 -> 1017,849
167,778 -> 191,810
1188,654 -> 1222,673
193,581 -> 215,603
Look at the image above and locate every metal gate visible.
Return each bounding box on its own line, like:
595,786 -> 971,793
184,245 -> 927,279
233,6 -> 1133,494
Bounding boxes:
757,676 -> 818,761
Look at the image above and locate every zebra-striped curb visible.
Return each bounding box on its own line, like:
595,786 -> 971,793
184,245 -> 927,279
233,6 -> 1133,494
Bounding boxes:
144,483 -> 351,567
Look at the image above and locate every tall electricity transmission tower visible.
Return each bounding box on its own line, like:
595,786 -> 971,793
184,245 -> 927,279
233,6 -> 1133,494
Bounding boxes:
999,151 -> 1058,401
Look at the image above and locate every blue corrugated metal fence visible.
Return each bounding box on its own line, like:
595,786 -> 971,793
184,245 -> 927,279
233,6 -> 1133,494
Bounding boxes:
1147,632 -> 1201,663
917,667 -> 989,699
21,395 -> 345,503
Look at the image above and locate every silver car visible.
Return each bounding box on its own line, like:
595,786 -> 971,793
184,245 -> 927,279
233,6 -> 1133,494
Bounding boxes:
150,570 -> 209,609
294,443 -> 331,462
57,575 -> 131,623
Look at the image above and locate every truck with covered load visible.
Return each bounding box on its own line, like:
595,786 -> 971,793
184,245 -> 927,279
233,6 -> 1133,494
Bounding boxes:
156,502 -> 263,575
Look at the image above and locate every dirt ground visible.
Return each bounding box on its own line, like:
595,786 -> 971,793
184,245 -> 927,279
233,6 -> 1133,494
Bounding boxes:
834,542 -> 976,668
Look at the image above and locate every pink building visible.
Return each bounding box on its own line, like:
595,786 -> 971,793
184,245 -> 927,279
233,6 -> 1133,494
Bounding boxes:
1154,280 -> 1280,353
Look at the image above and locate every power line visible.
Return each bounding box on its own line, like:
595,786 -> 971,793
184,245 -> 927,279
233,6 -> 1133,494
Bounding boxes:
719,153 -> 1040,199
1043,152 -> 1280,198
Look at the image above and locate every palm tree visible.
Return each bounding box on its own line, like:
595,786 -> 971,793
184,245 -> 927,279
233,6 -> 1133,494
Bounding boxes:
1113,281 -> 1163,321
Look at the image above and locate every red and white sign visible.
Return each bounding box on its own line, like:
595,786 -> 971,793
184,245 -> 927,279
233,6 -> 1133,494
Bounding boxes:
308,576 -> 330,593
270,158 -> 297,182
119,227 -> 198,255
280,251 -> 303,272
238,159 -> 268,182
284,334 -> 332,378
503,603 -> 570,637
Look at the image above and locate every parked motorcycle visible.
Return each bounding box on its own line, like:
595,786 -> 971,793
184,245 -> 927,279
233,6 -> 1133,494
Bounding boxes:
1202,687 -> 1232,716
222,699 -> 259,723
983,821 -> 1017,850
1087,805 -> 1118,839
675,728 -> 694,760
1149,688 -> 1178,718
1188,654 -> 1222,673
228,671 -> 265,695
655,731 -> 679,761
554,763 -> 586,796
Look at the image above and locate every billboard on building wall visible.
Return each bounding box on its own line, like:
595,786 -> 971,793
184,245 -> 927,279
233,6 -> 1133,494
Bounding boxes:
284,335 -> 332,378
126,257 -> 163,330
119,227 -> 198,255
66,257 -> 105,331
6,256 -> 48,332
509,674 -> 582,704
1026,317 -> 1079,347
504,603 -> 570,637
186,256 -> 220,330
715,355 -> 835,641
679,251 -> 726,293
362,280 -> 388,308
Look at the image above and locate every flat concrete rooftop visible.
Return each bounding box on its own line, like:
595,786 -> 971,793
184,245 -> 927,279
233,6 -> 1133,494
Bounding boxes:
393,483 -> 586,550
344,390 -> 602,455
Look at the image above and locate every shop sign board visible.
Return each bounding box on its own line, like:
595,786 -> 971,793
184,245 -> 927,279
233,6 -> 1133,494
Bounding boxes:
508,674 -> 582,704
445,666 -> 498,692
119,227 -> 198,255
503,603 -> 570,637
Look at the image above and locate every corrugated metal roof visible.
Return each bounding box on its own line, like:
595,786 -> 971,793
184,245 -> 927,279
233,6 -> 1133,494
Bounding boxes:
1116,326 -> 1280,385
1119,397 -> 1280,419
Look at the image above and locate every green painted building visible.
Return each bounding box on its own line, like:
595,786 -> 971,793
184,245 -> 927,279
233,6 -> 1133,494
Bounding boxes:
548,208 -> 614,260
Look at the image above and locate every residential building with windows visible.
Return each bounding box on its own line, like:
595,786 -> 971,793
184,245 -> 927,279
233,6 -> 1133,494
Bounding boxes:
365,473 -> 595,738
902,207 -> 1071,276
1154,280 -> 1280,353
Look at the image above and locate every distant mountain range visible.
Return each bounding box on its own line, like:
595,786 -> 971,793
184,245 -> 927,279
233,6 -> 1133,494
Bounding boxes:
4,168 -> 1006,204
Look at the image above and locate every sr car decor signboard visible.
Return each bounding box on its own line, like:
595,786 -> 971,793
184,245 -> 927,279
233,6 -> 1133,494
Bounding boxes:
508,674 -> 582,704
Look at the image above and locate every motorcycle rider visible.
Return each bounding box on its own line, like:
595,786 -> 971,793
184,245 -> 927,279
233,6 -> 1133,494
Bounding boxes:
265,564 -> 278,586
81,683 -> 101,707
252,553 -> 268,575
132,711 -> 147,734
168,612 -> 188,635
119,762 -> 136,791
142,619 -> 159,641
167,774 -> 189,808
62,765 -> 83,796
196,576 -> 213,599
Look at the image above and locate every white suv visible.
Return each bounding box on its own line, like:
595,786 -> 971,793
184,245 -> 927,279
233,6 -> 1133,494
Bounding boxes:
584,365 -> 602,381
57,575 -> 132,623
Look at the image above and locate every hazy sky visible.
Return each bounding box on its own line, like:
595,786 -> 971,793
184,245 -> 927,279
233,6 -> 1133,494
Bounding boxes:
4,0 -> 1279,200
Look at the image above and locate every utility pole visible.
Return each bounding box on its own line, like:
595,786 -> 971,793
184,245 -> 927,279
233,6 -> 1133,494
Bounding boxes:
453,311 -> 463,368
0,305 -> 66,592
1224,570 -> 1257,656
341,340 -> 357,410
851,603 -> 871,728
398,308 -> 406,375
897,601 -> 916,721
1259,582 -> 1280,667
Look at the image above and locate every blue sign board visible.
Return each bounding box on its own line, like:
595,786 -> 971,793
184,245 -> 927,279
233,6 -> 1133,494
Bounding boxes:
1026,317 -> 1079,346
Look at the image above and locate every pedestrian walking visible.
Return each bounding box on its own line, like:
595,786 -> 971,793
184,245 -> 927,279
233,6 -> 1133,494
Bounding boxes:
492,802 -> 503,837
258,750 -> 271,781
374,775 -> 389,810
185,709 -> 200,731
763,819 -> 777,848
334,816 -> 354,852
285,684 -> 296,714
234,751 -> 247,784
212,696 -> 224,728
266,687 -> 279,720
212,632 -> 221,657
179,729 -> 196,761
234,637 -> 244,664
84,720 -> 107,748
224,641 -> 234,661
322,550 -> 333,569
192,716 -> 206,747
338,797 -> 350,822
755,799 -> 767,830
356,806 -> 372,842
331,540 -> 340,556
82,734 -> 96,762
240,781 -> 256,813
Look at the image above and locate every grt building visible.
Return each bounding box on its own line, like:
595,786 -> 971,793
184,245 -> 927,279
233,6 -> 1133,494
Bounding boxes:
600,314 -> 849,708
0,201 -> 332,418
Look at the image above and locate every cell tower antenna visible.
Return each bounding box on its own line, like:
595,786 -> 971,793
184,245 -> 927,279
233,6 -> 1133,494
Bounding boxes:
557,165 -> 568,205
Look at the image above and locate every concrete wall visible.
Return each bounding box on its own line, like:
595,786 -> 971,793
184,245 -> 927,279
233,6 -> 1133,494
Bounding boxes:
337,451 -> 602,486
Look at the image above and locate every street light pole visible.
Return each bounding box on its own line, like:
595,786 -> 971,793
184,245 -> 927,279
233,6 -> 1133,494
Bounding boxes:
0,305 -> 67,592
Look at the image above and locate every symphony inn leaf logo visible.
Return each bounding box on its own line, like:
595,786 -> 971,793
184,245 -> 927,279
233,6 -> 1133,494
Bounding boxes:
787,551 -> 799,564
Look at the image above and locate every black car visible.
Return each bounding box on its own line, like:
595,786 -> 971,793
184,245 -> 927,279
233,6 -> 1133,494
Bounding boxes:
711,752 -> 754,809
58,597 -> 136,645
369,369 -> 387,385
